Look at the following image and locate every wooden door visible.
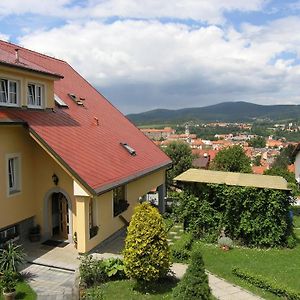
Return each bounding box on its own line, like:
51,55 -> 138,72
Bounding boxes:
58,196 -> 68,239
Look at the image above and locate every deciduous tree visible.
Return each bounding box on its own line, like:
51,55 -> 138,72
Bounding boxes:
163,141 -> 194,186
211,145 -> 252,173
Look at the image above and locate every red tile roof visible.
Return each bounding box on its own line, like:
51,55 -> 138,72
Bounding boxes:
0,46 -> 63,78
0,40 -> 171,194
252,165 -> 268,175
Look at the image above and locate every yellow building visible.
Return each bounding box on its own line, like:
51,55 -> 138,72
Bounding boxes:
0,40 -> 171,253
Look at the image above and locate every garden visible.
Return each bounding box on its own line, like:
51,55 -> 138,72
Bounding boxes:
167,187 -> 300,300
80,202 -> 213,300
0,243 -> 36,300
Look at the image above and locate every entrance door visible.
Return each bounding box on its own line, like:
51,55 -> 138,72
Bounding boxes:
58,195 -> 68,239
52,192 -> 69,240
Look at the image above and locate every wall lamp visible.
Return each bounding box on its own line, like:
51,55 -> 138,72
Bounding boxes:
52,173 -> 59,186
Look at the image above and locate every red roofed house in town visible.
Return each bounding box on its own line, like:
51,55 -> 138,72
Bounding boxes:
0,40 -> 171,253
140,127 -> 175,141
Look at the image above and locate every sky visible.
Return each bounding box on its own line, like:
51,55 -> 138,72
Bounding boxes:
1,1 -> 300,114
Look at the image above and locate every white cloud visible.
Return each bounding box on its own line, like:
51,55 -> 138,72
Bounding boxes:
0,32 -> 9,41
17,15 -> 300,113
0,0 -> 266,24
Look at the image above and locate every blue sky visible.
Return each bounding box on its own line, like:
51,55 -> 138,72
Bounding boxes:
1,0 -> 300,113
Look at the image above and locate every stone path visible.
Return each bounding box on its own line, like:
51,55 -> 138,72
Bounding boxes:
172,263 -> 263,300
167,223 -> 184,245
21,263 -> 77,300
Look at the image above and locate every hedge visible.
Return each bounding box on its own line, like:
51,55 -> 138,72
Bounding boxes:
232,267 -> 300,299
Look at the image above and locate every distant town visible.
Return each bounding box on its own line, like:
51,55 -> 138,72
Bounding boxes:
140,122 -> 298,175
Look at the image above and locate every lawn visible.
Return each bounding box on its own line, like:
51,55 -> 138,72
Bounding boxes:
0,281 -> 36,300
166,210 -> 300,300
86,278 -> 178,300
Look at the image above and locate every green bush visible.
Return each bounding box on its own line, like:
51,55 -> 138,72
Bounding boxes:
103,258 -> 126,280
123,202 -> 171,282
232,267 -> 300,299
172,250 -> 211,300
174,184 -> 292,247
286,234 -> 297,249
79,255 -> 107,288
0,242 -> 25,272
171,233 -> 193,262
0,270 -> 18,293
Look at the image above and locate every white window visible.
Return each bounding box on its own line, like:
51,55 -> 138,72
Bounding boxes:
7,155 -> 21,195
27,83 -> 43,108
0,79 -> 18,107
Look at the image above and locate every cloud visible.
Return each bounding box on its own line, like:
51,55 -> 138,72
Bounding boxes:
0,0 -> 266,24
17,15 -> 300,113
0,32 -> 9,41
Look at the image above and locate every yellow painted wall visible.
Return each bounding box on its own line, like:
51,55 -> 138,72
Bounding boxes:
0,125 -> 76,237
85,169 -> 166,252
0,66 -> 55,108
0,125 -> 36,228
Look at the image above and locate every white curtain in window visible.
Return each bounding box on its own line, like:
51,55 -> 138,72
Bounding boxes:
9,81 -> 17,104
28,84 -> 35,105
0,79 -> 8,103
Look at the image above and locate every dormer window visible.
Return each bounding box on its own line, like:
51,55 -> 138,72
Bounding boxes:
0,78 -> 18,107
28,83 -> 43,108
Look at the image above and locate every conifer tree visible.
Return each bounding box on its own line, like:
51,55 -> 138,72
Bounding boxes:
173,250 -> 211,300
123,202 -> 170,282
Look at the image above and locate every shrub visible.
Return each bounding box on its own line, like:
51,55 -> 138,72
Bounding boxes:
217,237 -> 233,249
0,270 -> 18,293
171,233 -> 193,262
286,234 -> 297,249
0,242 -> 25,272
175,184 -> 292,248
232,267 -> 300,299
173,250 -> 211,300
123,202 -> 171,282
103,258 -> 126,280
79,255 -> 107,288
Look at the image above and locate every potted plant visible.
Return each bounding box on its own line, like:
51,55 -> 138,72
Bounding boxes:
217,236 -> 233,251
0,243 -> 25,273
73,232 -> 77,249
29,224 -> 41,242
0,270 -> 18,300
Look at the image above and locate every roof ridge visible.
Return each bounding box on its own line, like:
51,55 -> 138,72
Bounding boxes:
0,39 -> 67,64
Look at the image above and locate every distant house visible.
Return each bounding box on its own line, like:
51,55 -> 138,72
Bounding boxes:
192,156 -> 210,169
140,127 -> 175,141
266,139 -> 284,149
0,40 -> 171,253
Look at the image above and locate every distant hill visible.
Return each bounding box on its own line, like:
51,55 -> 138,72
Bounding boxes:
126,101 -> 300,125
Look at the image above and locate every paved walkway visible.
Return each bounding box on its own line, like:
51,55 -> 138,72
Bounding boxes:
20,241 -> 79,299
20,235 -> 264,300
172,263 -> 263,300
21,263 -> 77,300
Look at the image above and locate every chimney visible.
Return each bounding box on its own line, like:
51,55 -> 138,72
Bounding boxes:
15,48 -> 20,62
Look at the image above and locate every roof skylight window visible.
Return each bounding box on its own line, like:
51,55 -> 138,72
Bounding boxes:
68,93 -> 84,106
120,143 -> 136,156
54,94 -> 68,108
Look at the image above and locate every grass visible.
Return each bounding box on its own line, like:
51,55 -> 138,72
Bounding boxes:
166,211 -> 300,300
85,278 -> 178,300
0,281 -> 36,300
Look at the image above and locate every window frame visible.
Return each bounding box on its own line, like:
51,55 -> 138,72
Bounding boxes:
0,78 -> 19,107
112,185 -> 129,217
27,82 -> 44,108
6,154 -> 21,197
